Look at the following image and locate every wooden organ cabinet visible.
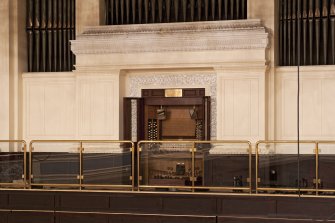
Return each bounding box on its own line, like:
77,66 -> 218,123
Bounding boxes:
124,88 -> 210,189
124,88 -> 210,142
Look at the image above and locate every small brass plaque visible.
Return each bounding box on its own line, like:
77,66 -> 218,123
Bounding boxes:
165,89 -> 182,97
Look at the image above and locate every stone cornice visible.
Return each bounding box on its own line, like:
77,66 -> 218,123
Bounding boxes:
80,19 -> 264,35
71,19 -> 269,55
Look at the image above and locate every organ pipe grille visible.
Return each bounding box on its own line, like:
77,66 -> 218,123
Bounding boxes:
26,0 -> 76,72
280,0 -> 335,66
104,0 -> 247,25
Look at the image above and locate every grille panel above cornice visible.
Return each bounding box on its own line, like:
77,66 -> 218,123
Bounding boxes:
104,0 -> 247,25
26,0 -> 76,72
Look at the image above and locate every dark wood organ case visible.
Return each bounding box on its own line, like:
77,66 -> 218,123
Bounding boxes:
123,88 -> 211,142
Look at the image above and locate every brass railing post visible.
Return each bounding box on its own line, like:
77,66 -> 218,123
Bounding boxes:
137,142 -> 141,192
29,141 -> 33,189
248,142 -> 252,194
79,141 -> 83,190
255,142 -> 259,194
192,142 -> 195,192
131,142 -> 135,191
23,142 -> 27,189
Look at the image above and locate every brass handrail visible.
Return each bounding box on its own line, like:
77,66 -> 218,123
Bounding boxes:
29,140 -> 134,191
137,140 -> 252,193
0,140 -> 27,189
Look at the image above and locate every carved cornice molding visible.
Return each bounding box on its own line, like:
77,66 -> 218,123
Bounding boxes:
71,19 -> 269,55
80,19 -> 264,35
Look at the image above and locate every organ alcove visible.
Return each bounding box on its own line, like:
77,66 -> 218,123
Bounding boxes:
124,88 -> 210,189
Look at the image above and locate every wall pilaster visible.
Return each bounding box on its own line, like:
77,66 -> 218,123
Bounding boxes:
76,0 -> 105,35
0,0 -> 10,139
248,0 -> 277,140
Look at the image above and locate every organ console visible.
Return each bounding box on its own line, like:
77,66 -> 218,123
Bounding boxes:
124,88 -> 210,142
124,88 -> 210,189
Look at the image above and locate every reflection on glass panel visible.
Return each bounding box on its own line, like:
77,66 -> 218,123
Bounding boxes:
0,142 -> 25,186
31,142 -> 80,187
318,143 -> 335,194
139,142 -> 193,191
196,142 -> 250,193
82,142 -> 132,188
257,142 -> 315,194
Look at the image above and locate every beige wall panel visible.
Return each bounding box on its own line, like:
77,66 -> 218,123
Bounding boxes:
250,80 -> 260,137
281,78 -> 298,138
44,84 -> 76,136
223,80 -> 234,136
23,73 -> 76,142
322,80 -> 335,136
77,75 -> 119,139
277,66 -> 335,140
26,84 -> 45,136
23,73 -> 120,142
301,79 -> 322,137
233,80 -> 252,136
217,71 -> 265,142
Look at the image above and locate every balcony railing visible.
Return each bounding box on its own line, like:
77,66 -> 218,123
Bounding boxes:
137,140 -> 252,193
256,140 -> 335,195
0,139 -> 335,197
0,140 -> 27,189
29,140 -> 134,190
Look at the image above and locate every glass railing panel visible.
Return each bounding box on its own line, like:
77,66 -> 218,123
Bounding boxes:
81,141 -> 133,190
0,141 -> 26,188
257,142 -> 316,194
138,141 -> 194,192
299,143 -> 317,193
318,142 -> 335,195
30,141 -> 80,188
195,141 -> 251,193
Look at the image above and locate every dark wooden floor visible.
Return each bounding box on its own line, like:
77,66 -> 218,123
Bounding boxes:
0,190 -> 334,223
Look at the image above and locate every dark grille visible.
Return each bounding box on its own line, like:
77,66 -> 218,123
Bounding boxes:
26,0 -> 76,72
105,0 -> 247,25
279,0 -> 335,66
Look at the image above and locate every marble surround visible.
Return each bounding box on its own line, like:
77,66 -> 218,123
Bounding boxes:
129,73 -> 217,140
